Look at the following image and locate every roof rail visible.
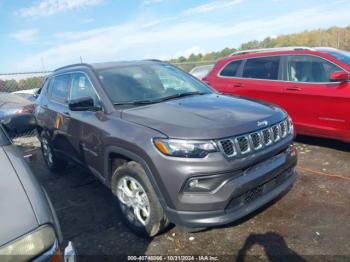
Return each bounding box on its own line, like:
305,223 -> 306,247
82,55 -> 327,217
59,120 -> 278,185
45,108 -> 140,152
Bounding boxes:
54,63 -> 92,72
230,46 -> 316,56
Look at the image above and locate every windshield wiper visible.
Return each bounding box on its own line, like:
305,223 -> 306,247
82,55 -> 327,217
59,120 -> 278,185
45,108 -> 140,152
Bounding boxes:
113,100 -> 158,106
113,92 -> 207,106
157,91 -> 207,102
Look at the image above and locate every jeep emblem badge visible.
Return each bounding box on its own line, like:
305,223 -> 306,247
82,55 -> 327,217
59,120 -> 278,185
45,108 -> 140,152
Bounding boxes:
257,120 -> 268,127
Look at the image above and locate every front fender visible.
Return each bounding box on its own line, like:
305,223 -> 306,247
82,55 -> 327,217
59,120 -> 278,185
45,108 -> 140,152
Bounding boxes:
103,145 -> 171,210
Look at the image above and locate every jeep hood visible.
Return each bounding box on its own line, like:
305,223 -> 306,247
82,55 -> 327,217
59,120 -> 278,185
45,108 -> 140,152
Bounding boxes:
121,94 -> 286,139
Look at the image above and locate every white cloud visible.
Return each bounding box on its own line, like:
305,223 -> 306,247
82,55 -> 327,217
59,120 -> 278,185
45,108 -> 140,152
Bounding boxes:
183,0 -> 243,15
173,46 -> 207,59
14,4 -> 350,71
17,0 -> 102,18
141,0 -> 165,6
10,29 -> 38,42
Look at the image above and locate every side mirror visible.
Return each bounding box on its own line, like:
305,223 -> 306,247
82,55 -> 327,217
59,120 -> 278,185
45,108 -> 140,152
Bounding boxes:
329,71 -> 349,82
33,88 -> 41,99
69,97 -> 98,111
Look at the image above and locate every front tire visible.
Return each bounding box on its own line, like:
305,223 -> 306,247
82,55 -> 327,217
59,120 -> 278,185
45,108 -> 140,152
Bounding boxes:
111,161 -> 169,237
40,132 -> 68,173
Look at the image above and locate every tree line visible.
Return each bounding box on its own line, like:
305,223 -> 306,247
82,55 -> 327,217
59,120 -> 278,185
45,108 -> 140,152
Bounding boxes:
1,24 -> 350,89
170,25 -> 350,71
0,76 -> 44,93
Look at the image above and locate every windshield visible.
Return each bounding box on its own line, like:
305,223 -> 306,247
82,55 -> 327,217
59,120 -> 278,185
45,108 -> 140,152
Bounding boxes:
96,63 -> 213,105
326,50 -> 350,67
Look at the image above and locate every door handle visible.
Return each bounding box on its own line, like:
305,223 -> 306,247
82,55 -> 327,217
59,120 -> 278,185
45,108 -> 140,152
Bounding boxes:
63,111 -> 70,116
232,83 -> 243,88
286,87 -> 302,91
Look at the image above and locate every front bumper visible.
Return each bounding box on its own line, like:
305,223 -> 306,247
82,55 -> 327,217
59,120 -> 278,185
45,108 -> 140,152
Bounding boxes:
165,145 -> 297,228
167,168 -> 296,228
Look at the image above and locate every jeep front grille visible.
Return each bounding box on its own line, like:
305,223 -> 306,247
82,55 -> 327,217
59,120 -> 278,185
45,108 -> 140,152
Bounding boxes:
250,132 -> 263,150
219,139 -> 236,157
236,136 -> 250,154
272,125 -> 280,141
280,121 -> 288,138
262,128 -> 272,145
218,119 -> 291,158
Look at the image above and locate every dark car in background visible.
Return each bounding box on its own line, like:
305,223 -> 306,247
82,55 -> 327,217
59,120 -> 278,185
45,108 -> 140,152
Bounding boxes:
0,124 -> 75,261
35,60 -> 297,237
205,47 -> 350,142
0,92 -> 36,137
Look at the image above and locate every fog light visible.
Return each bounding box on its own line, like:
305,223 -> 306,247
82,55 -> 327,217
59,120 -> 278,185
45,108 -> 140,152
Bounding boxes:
184,173 -> 239,193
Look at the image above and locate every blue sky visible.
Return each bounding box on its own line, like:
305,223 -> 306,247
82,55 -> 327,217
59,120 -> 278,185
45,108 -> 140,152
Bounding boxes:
0,0 -> 350,73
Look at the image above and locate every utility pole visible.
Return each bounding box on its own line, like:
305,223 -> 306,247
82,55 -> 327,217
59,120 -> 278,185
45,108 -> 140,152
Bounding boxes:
337,31 -> 340,48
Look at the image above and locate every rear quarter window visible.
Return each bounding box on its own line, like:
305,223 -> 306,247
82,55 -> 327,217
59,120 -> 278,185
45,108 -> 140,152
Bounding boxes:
219,60 -> 242,77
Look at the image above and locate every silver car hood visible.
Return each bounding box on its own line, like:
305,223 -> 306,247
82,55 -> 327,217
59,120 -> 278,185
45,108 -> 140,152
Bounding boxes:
0,147 -> 38,246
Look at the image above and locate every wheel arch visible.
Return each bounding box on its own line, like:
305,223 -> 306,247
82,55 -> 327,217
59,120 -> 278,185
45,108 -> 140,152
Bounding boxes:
104,146 -> 169,210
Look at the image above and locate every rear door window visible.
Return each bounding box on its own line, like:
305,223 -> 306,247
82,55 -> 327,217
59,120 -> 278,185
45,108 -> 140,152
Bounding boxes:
49,74 -> 70,103
286,55 -> 343,83
219,60 -> 242,77
243,56 -> 281,80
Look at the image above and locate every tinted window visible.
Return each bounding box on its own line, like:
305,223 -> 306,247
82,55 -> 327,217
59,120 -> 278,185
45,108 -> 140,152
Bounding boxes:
220,60 -> 242,77
287,55 -> 342,83
243,56 -> 280,80
70,73 -> 100,106
50,74 -> 70,103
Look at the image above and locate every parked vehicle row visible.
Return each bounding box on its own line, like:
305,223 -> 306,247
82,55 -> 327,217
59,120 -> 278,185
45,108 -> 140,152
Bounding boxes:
204,47 -> 350,142
6,46 -> 348,240
34,60 -> 297,237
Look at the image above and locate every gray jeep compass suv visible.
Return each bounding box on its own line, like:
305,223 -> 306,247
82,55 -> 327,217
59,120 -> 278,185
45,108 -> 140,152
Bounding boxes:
35,60 -> 297,237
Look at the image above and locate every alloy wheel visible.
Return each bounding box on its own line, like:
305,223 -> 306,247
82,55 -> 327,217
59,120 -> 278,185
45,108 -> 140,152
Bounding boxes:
116,176 -> 151,226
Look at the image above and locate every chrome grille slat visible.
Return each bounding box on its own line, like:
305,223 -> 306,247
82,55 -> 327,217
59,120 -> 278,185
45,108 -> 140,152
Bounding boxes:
219,139 -> 236,157
250,132 -> 263,150
261,128 -> 273,146
235,135 -> 250,154
272,125 -> 281,142
218,118 -> 292,158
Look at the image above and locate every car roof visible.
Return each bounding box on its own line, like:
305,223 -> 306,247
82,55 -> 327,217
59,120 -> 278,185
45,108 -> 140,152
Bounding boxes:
53,59 -> 165,73
217,47 -> 339,65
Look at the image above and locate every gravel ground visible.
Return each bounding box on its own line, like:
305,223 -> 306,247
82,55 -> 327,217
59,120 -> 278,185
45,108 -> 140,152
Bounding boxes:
15,135 -> 350,261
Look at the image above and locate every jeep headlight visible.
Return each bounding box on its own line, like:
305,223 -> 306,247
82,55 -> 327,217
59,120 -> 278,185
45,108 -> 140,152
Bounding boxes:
0,225 -> 56,262
153,138 -> 218,158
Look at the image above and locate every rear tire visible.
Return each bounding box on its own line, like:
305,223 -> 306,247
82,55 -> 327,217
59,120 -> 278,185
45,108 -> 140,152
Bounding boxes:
40,132 -> 68,173
111,161 -> 169,237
